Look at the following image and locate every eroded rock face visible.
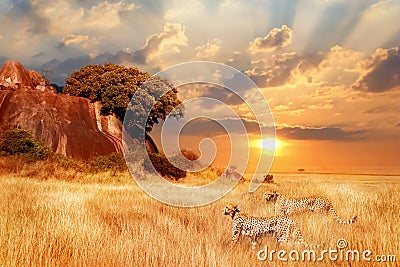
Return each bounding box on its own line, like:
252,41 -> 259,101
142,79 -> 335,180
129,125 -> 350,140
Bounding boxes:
0,60 -> 35,90
27,70 -> 56,93
0,60 -> 157,161
0,60 -> 56,93
0,89 -> 123,161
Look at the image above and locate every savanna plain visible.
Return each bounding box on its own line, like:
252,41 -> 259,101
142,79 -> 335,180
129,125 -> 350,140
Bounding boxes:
1,157 -> 399,267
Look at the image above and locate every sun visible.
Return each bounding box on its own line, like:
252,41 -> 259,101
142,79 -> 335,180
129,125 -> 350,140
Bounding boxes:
259,138 -> 280,150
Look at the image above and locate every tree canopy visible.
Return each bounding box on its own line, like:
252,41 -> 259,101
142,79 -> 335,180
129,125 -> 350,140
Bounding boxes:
64,63 -> 183,134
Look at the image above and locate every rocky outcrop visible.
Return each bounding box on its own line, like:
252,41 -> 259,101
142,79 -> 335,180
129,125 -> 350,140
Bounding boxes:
0,60 -> 34,90
27,69 -> 56,93
0,60 -> 55,93
0,89 -> 123,160
0,60 -> 157,161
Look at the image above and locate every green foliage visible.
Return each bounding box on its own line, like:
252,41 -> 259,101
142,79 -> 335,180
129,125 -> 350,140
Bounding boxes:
88,153 -> 127,173
64,63 -> 184,135
144,152 -> 186,180
0,128 -> 50,161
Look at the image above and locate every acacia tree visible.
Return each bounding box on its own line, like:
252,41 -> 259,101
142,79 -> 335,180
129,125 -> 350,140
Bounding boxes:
64,63 -> 183,134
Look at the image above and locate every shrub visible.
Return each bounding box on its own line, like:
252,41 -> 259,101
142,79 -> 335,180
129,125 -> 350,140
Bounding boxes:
88,153 -> 127,173
0,128 -> 50,161
124,146 -> 146,163
180,149 -> 199,161
49,153 -> 84,170
144,152 -> 186,180
168,149 -> 202,171
263,174 -> 274,183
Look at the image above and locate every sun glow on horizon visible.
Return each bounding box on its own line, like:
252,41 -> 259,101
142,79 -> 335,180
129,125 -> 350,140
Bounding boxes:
256,138 -> 281,151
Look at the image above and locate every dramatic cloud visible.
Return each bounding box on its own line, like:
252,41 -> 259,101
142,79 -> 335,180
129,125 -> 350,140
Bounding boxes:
61,34 -> 89,46
291,45 -> 362,87
248,25 -> 293,53
85,1 -> 135,29
277,126 -> 365,141
21,0 -> 137,34
246,51 -> 325,87
246,52 -> 300,87
200,85 -> 244,107
58,33 -> 99,49
351,47 -> 400,92
195,39 -> 222,59
133,23 -> 188,64
247,45 -> 367,88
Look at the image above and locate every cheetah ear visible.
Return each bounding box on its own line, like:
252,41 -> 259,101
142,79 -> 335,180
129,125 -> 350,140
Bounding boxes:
234,205 -> 240,212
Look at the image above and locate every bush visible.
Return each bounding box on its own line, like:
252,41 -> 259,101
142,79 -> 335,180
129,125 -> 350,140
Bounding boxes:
168,149 -> 202,171
180,149 -> 199,161
124,146 -> 146,163
49,153 -> 84,170
0,128 -> 50,161
144,152 -> 186,180
263,174 -> 274,183
88,153 -> 127,173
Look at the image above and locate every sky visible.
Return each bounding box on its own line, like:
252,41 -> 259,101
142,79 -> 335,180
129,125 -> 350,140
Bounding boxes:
0,0 -> 399,174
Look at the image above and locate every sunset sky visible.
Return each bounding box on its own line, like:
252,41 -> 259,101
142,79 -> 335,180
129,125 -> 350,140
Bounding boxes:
0,0 -> 399,174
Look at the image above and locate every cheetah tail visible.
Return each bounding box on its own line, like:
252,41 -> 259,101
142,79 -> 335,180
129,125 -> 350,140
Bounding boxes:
329,207 -> 357,224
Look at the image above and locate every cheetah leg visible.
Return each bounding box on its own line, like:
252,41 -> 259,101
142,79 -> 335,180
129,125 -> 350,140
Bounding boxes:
292,224 -> 308,246
231,229 -> 240,243
250,235 -> 258,248
277,234 -> 288,244
276,227 -> 289,244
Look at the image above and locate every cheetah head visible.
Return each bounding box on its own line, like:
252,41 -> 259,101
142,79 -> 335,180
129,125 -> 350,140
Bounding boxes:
223,203 -> 240,218
264,190 -> 278,202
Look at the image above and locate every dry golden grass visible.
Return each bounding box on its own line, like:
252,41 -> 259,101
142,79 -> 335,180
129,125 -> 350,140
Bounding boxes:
0,166 -> 399,266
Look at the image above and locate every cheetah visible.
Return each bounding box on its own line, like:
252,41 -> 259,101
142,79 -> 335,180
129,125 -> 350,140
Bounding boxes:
223,203 -> 308,247
264,190 -> 357,224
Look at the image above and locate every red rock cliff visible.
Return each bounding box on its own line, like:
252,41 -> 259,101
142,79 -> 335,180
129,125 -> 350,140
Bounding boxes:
0,60 -> 142,161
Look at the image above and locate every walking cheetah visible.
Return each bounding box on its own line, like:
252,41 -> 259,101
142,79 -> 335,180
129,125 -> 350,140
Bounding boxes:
223,204 -> 308,246
264,191 -> 357,224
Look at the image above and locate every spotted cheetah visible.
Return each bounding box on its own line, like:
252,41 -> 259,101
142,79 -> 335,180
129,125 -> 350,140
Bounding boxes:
264,191 -> 357,224
223,204 -> 308,246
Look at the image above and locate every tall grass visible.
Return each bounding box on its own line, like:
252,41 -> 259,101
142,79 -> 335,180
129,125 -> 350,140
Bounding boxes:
0,162 -> 399,266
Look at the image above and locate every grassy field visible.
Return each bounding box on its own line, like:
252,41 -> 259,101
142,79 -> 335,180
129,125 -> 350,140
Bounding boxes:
0,163 -> 399,266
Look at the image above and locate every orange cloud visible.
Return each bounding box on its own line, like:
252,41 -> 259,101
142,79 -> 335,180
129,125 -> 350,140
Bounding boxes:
133,23 -> 188,64
195,39 -> 222,60
351,47 -> 400,92
248,25 -> 293,53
